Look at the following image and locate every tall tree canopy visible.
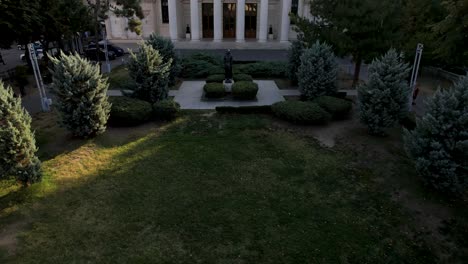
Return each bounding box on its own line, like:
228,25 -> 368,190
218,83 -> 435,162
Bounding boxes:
0,0 -> 143,49
431,0 -> 468,66
295,0 -> 405,86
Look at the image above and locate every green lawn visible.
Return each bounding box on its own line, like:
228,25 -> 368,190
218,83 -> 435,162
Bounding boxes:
0,113 -> 465,263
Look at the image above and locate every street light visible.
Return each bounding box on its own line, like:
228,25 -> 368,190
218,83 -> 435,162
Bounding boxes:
409,43 -> 424,111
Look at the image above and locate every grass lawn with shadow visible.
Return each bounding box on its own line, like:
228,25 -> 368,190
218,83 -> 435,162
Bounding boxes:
0,113 -> 465,263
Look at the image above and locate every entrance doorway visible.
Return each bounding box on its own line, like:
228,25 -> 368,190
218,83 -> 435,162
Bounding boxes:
245,4 -> 257,38
223,3 -> 236,38
202,3 -> 213,38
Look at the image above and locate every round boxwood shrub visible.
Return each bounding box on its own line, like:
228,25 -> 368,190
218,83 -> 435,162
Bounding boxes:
234,74 -> 253,82
204,83 -> 225,98
272,101 -> 331,125
206,74 -> 225,83
232,81 -> 259,100
109,96 -> 153,126
153,99 -> 181,120
314,96 -> 352,119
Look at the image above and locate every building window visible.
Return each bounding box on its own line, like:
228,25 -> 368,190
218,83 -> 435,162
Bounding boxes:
161,0 -> 169,24
290,0 -> 299,24
291,0 -> 299,15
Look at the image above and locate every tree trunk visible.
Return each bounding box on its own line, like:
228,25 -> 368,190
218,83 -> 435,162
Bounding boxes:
352,57 -> 362,88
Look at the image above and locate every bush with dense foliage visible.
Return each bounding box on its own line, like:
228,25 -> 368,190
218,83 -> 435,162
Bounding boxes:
236,62 -> 288,78
358,49 -> 411,135
314,96 -> 352,119
206,74 -> 225,83
404,75 -> 468,194
0,81 -> 41,184
215,105 -> 272,114
50,51 -> 111,138
145,33 -> 181,86
127,43 -> 172,103
272,101 -> 331,125
108,97 -> 153,126
232,81 -> 259,100
233,74 -> 253,82
288,40 -> 305,85
298,41 -> 338,100
153,99 -> 181,120
181,53 -> 224,78
203,83 -> 225,98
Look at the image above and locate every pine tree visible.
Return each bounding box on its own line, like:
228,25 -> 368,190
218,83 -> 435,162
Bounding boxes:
297,41 -> 338,100
288,40 -> 305,85
404,75 -> 468,194
127,43 -> 172,103
145,33 -> 180,86
0,81 -> 41,184
358,49 -> 411,135
50,52 -> 111,138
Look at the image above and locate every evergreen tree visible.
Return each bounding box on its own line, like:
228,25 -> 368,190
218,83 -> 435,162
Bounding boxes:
0,81 -> 41,184
127,43 -> 172,103
288,40 -> 305,85
404,75 -> 468,194
358,49 -> 411,135
145,33 -> 181,86
294,0 -> 404,87
50,52 -> 111,138
431,0 -> 468,66
297,41 -> 338,100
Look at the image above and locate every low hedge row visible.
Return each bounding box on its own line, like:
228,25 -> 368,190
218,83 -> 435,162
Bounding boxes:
232,81 -> 259,100
109,97 -> 180,126
215,105 -> 272,114
272,101 -> 331,125
313,96 -> 352,119
204,83 -> 225,98
206,74 -> 225,83
153,99 -> 181,121
233,74 -> 253,82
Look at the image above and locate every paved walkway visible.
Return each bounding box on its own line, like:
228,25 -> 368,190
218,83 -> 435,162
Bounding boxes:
172,80 -> 285,110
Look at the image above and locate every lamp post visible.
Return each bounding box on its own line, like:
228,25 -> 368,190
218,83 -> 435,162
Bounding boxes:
101,22 -> 111,73
409,43 -> 424,111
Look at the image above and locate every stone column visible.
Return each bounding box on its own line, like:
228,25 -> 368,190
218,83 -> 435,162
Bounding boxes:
258,0 -> 269,42
280,0 -> 291,42
190,0 -> 200,41
236,0 -> 245,42
213,0 -> 223,42
298,0 -> 305,17
168,0 -> 178,41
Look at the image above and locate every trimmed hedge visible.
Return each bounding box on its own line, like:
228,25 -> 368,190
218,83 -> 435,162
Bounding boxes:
234,74 -> 253,82
236,62 -> 288,78
232,81 -> 259,100
272,101 -> 331,125
314,96 -> 352,119
215,105 -> 272,114
153,99 -> 181,120
206,74 -> 225,83
181,53 -> 224,78
204,83 -> 225,98
109,97 -> 153,126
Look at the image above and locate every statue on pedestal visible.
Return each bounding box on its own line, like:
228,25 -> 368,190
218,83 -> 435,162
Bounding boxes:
224,50 -> 233,83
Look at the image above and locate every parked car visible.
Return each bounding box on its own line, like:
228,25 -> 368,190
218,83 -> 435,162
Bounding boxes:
84,48 -> 116,61
88,42 -> 125,57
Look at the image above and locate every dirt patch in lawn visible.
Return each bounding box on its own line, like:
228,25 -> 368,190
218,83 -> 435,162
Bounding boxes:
0,221 -> 27,255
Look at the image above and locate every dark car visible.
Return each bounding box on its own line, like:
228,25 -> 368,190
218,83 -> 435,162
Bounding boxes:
88,42 -> 125,57
85,48 -> 116,61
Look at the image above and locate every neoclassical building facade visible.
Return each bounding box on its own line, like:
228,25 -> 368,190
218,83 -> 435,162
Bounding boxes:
106,0 -> 311,42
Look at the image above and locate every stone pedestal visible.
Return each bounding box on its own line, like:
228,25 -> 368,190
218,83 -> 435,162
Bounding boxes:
223,80 -> 234,92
